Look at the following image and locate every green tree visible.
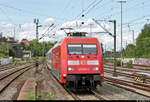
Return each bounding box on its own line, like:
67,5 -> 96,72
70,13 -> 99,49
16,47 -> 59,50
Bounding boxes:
25,39 -> 54,57
0,43 -> 15,58
124,44 -> 136,58
136,24 -> 150,58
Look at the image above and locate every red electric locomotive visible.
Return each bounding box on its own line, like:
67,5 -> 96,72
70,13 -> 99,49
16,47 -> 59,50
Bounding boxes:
46,32 -> 104,89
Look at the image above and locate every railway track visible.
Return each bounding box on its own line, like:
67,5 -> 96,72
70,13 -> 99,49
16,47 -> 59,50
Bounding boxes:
91,89 -> 106,100
0,64 -> 35,94
0,64 -> 11,68
104,66 -> 150,83
63,87 -> 106,100
105,63 -> 150,71
104,76 -> 150,98
46,66 -> 106,100
104,65 -> 150,73
0,63 -> 26,72
104,65 -> 150,74
0,62 -> 37,72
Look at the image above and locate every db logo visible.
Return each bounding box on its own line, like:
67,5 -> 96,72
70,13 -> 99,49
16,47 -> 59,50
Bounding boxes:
80,60 -> 86,65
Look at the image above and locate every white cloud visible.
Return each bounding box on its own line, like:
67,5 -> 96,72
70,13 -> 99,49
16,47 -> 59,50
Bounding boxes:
0,18 -> 139,51
43,18 -> 54,24
0,22 -> 13,28
21,23 -> 34,30
18,31 -> 35,41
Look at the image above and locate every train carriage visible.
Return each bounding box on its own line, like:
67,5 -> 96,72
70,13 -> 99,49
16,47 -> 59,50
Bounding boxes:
46,32 -> 104,89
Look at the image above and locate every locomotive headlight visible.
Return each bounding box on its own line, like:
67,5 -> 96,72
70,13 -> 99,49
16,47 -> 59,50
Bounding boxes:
68,67 -> 74,71
63,74 -> 67,76
87,60 -> 99,65
81,55 -> 85,58
68,60 -> 80,65
92,67 -> 99,71
68,67 -> 72,71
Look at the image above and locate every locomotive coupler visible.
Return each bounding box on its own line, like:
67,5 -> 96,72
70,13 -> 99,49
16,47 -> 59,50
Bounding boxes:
82,76 -> 86,85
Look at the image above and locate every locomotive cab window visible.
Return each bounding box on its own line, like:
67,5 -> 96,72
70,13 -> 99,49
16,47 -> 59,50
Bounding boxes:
68,44 -> 97,55
68,44 -> 82,54
83,44 -> 97,54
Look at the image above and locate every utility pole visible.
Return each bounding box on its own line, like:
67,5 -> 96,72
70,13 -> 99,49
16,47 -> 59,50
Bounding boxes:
146,19 -> 150,24
34,19 -> 42,55
92,18 -> 117,77
114,20 -> 117,76
89,23 -> 93,36
33,18 -> 42,100
128,24 -> 135,45
110,20 -> 117,77
42,41 -> 45,57
34,19 -> 39,42
14,27 -> 16,41
131,30 -> 134,44
118,0 -> 126,68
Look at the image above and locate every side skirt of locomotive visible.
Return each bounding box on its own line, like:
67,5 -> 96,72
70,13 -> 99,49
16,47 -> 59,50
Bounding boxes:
66,74 -> 102,89
47,64 -> 62,82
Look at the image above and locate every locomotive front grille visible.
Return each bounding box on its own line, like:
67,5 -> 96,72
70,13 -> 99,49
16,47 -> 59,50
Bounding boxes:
67,74 -> 101,81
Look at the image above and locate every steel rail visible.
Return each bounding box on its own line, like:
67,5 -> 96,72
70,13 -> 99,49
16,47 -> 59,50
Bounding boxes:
106,81 -> 150,99
0,65 -> 33,94
0,64 -> 34,80
91,89 -> 107,100
105,77 -> 150,92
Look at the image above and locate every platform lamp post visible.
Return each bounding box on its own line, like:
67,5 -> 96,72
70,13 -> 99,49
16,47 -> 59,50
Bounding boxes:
92,19 -> 118,77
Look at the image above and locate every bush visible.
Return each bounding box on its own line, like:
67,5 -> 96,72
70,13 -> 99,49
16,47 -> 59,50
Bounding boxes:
103,59 -> 109,64
116,60 -> 121,66
126,60 -> 133,68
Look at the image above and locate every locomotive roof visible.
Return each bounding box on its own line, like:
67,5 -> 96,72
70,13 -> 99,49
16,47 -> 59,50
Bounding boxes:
64,36 -> 99,43
46,39 -> 63,55
46,36 -> 99,55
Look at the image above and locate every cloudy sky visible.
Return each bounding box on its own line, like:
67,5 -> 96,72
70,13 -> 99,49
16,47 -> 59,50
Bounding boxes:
0,0 -> 150,51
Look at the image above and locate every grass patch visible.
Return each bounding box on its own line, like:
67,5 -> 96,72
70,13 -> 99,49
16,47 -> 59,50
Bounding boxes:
125,60 -> 133,68
27,92 -> 54,100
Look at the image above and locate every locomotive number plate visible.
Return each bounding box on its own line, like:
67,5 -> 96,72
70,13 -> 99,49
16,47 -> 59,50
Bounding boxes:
78,68 -> 89,71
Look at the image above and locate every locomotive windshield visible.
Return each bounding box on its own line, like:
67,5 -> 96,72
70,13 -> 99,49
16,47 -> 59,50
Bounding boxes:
68,44 -> 97,55
68,44 -> 82,54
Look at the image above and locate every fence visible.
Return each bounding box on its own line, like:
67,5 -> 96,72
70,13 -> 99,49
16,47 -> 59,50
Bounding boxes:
119,58 -> 150,66
105,58 -> 150,66
0,57 -> 13,65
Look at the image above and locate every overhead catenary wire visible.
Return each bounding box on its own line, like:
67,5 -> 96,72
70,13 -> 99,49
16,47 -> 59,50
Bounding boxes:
99,0 -> 149,20
73,0 -> 98,20
0,3 -> 68,21
0,7 -> 15,25
81,0 -> 104,18
39,24 -> 55,40
67,0 -> 105,29
58,0 -> 73,18
122,14 -> 150,26
111,0 -> 150,20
